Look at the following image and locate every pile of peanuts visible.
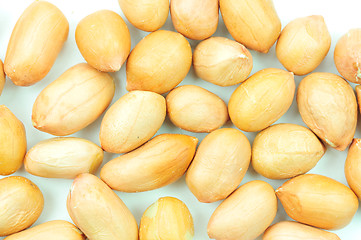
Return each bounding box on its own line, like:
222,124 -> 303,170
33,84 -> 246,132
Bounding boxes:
1,0 -> 361,239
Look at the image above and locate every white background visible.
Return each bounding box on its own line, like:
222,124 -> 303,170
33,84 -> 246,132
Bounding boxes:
1,0 -> 361,239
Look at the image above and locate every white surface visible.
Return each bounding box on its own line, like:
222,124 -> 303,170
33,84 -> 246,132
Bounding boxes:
1,0 -> 361,239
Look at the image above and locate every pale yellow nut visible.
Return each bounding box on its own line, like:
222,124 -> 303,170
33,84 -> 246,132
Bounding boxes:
76,10 -> 131,72
220,0 -> 281,53
208,180 -> 277,240
4,220 -> 85,240
263,221 -> 341,240
193,37 -> 253,86
67,173 -> 138,240
32,63 -> 115,136
276,174 -> 359,230
100,90 -> 166,153
276,15 -> 331,75
166,85 -> 228,133
139,197 -> 194,240
24,137 -> 103,179
345,138 -> 361,199
100,134 -> 198,192
171,0 -> 218,40
297,72 -> 357,151
118,0 -> 169,32
0,176 -> 44,236
0,105 -> 26,175
126,30 -> 192,94
334,29 -> 361,83
252,123 -> 326,179
0,60 -> 4,95
4,1 -> 68,86
228,68 -> 295,132
186,128 -> 251,203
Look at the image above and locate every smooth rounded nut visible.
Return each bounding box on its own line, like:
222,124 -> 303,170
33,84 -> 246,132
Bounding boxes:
228,68 -> 295,132
76,10 -> 131,72
220,0 -> 281,53
297,72 -> 357,151
252,123 -> 326,179
166,85 -> 228,133
276,15 -> 331,75
4,1 -> 69,86
100,90 -> 166,153
356,85 -> 361,113
4,220 -> 85,240
32,63 -> 115,136
193,37 -> 253,86
208,180 -> 277,240
67,173 -> 138,240
186,128 -> 251,203
139,197 -> 194,240
0,105 -> 26,175
263,221 -> 341,240
0,60 -> 4,95
118,0 -> 169,32
24,137 -> 103,179
171,0 -> 218,40
276,174 -> 359,230
334,29 -> 361,83
100,134 -> 198,192
345,138 -> 361,199
126,30 -> 192,94
0,176 -> 44,236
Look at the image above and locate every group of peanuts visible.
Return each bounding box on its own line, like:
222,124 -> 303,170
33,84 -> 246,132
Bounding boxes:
1,0 -> 361,239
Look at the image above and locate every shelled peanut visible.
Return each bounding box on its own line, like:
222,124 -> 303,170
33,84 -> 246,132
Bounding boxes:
118,0 -> 169,32
139,197 -> 194,240
297,72 -> 357,151
32,63 -> 115,136
5,1 -> 68,86
75,10 -> 131,72
0,176 -> 44,236
0,105 -> 26,175
24,137 -> 103,179
1,0 -> 361,240
0,60 -> 4,95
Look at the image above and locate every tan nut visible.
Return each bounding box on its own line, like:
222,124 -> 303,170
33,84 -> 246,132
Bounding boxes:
166,85 -> 228,133
263,221 -> 341,240
139,197 -> 194,240
186,128 -> 251,203
67,173 -> 138,240
126,30 -> 192,94
276,174 -> 359,230
25,137 -> 103,179
118,0 -> 169,32
228,68 -> 295,132
276,15 -> 331,75
100,134 -> 198,192
193,37 -> 253,86
4,1 -> 68,86
4,220 -> 85,240
220,0 -> 281,53
208,180 -> 277,240
334,29 -> 361,83
75,10 -> 131,72
0,60 -> 4,95
100,90 -> 166,153
297,72 -> 357,151
252,123 -> 326,179
0,176 -> 44,236
171,0 -> 218,40
0,105 -> 26,175
345,138 -> 361,199
32,63 -> 115,136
